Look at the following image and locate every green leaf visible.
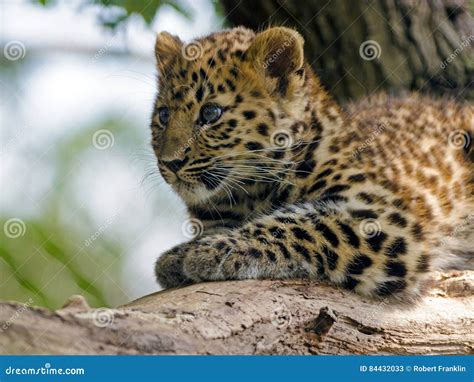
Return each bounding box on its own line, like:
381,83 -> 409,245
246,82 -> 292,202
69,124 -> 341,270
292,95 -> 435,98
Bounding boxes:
32,0 -> 194,29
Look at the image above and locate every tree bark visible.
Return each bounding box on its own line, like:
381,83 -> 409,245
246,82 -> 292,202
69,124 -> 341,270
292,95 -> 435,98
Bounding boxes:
0,271 -> 472,354
220,0 -> 474,102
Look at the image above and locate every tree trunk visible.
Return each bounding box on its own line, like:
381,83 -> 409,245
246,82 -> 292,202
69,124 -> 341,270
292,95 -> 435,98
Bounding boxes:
1,271 -> 472,354
220,0 -> 474,102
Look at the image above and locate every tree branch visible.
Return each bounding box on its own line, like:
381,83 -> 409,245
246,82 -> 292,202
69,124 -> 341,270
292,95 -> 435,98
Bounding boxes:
0,271 -> 472,354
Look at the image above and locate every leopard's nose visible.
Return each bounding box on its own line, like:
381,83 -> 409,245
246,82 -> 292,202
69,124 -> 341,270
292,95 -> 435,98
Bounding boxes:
161,157 -> 188,173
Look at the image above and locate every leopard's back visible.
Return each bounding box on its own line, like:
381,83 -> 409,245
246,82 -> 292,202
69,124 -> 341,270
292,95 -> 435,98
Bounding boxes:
345,94 -> 474,269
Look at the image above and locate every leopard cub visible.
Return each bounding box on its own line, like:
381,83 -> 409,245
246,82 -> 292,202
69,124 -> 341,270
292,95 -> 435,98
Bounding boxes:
150,26 -> 473,300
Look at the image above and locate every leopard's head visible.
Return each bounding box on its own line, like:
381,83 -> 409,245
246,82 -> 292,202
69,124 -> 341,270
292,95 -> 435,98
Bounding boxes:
151,26 -> 319,205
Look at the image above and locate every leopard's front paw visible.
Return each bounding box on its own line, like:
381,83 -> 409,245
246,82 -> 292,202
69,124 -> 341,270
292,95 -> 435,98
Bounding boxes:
182,240 -> 243,282
155,245 -> 193,289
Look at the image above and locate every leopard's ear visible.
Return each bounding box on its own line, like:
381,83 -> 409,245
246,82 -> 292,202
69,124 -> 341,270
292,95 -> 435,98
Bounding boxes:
246,27 -> 304,79
155,32 -> 182,74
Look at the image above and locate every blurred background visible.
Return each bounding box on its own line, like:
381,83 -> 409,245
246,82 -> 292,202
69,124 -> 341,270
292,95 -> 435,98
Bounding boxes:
0,0 -> 223,309
1,0 -> 472,309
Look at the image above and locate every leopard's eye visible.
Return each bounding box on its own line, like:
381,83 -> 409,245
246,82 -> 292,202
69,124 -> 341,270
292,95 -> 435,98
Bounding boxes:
199,103 -> 222,125
158,107 -> 170,126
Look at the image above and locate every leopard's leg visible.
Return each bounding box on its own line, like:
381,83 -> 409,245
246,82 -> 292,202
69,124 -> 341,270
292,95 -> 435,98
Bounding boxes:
155,242 -> 194,289
154,226 -> 239,288
157,200 -> 430,299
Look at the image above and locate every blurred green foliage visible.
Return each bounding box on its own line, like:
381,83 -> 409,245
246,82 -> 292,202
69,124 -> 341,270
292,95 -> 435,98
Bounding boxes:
33,0 -> 224,29
0,118 -> 138,309
2,0 -> 218,310
36,0 -> 190,28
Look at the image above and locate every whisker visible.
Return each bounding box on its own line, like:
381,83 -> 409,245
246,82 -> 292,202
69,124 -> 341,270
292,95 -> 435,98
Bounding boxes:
211,165 -> 296,186
209,171 -> 250,195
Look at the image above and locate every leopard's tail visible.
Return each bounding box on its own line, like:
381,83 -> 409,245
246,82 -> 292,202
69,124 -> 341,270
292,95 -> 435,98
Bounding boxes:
431,213 -> 474,271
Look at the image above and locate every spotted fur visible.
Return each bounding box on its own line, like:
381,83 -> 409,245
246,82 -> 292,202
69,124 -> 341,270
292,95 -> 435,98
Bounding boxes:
151,27 -> 474,300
